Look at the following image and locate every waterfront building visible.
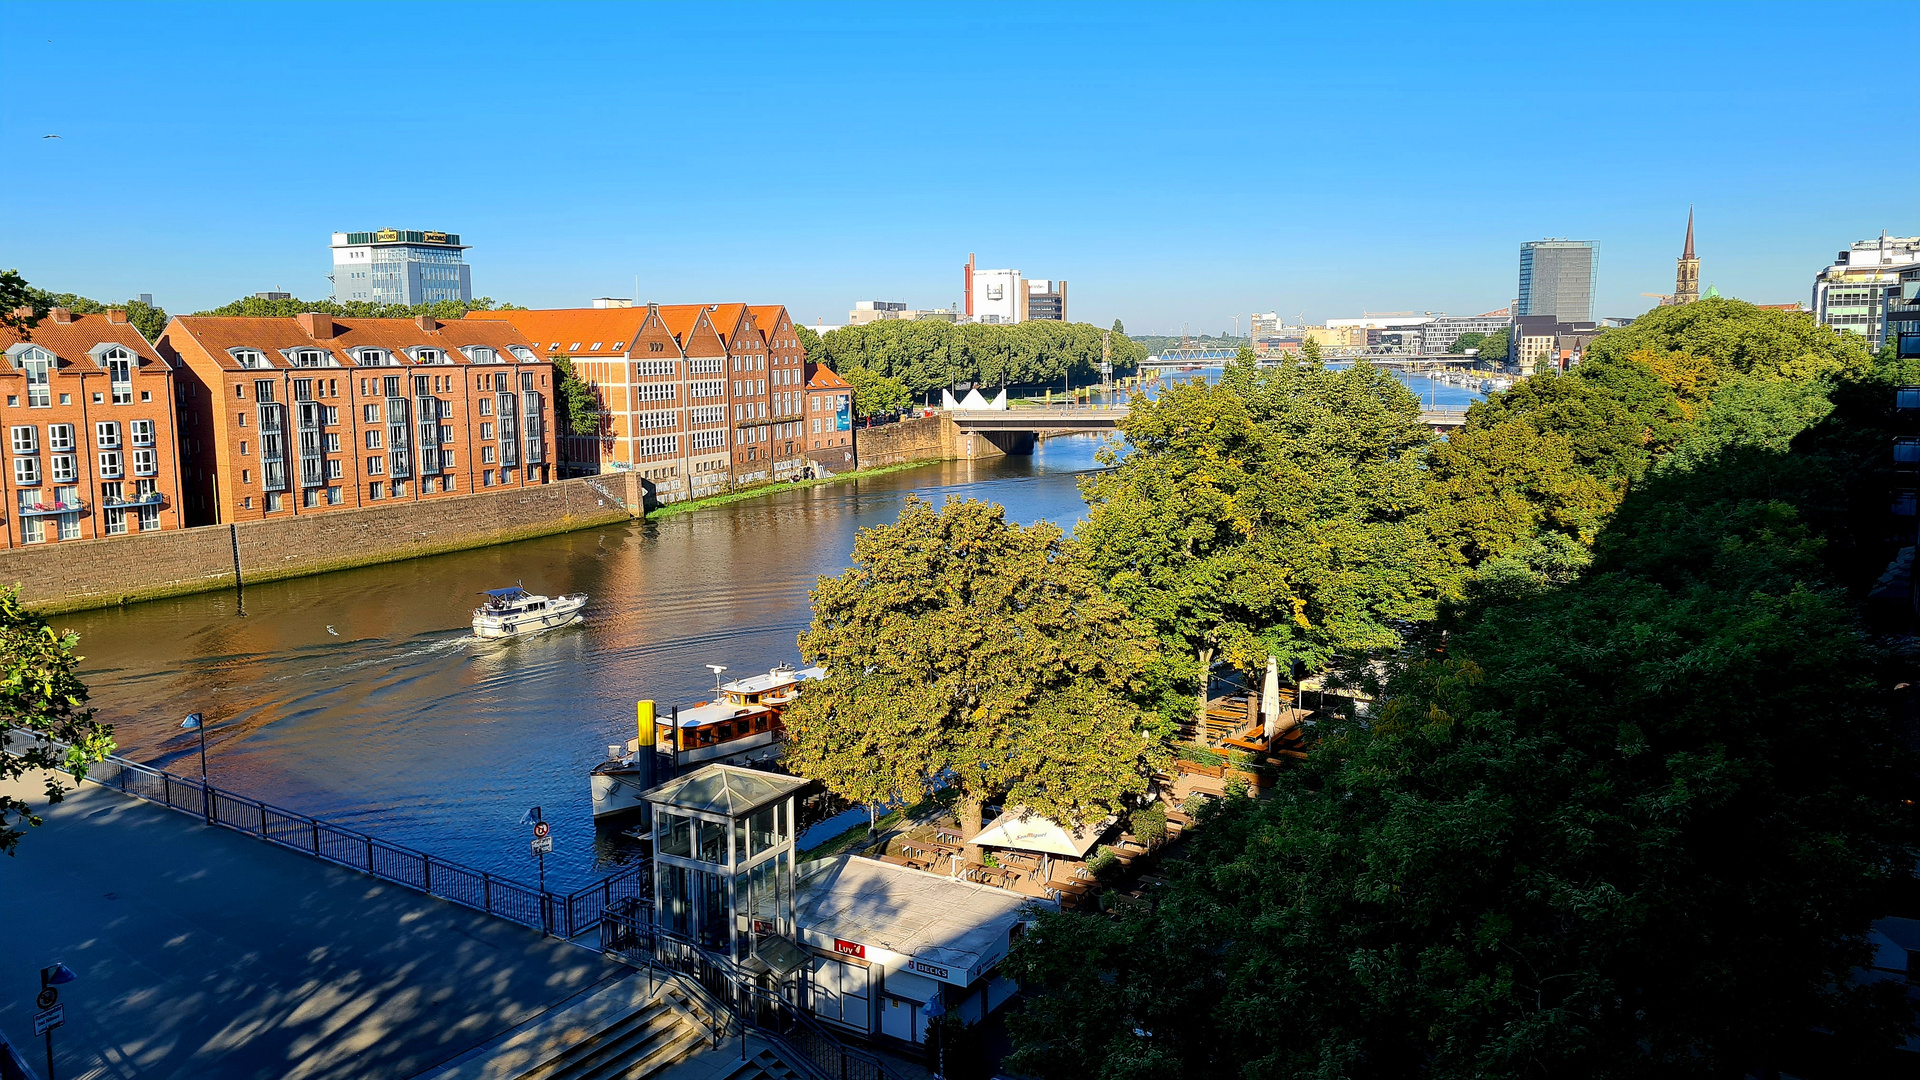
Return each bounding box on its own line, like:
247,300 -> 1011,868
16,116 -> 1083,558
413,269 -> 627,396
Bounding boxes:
468,303 -> 817,497
157,313 -> 554,525
804,364 -> 855,469
330,229 -> 471,306
1325,313 -> 1431,349
1517,239 -> 1597,323
1812,234 -> 1920,349
962,254 -> 1068,324
0,308 -> 186,546
1421,310 -> 1513,354
1512,314 -> 1601,372
848,301 -> 958,325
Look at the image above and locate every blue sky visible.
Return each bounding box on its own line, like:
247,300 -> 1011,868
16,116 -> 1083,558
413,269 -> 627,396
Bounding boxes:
4,1 -> 1915,333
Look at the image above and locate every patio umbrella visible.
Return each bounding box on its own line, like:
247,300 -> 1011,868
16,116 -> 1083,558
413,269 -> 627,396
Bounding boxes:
1262,656 -> 1281,741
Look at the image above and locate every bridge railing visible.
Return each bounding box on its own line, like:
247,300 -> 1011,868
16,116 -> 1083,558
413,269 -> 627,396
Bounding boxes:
16,731 -> 648,939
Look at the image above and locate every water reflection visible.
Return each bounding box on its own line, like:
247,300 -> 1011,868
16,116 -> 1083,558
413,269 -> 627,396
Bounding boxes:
63,434 -> 1118,890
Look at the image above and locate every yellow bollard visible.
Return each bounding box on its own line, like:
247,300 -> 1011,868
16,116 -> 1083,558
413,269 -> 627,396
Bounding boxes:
637,699 -> 656,747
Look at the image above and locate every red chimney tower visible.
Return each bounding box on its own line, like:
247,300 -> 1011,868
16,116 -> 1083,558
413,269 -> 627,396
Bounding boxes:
964,253 -> 975,318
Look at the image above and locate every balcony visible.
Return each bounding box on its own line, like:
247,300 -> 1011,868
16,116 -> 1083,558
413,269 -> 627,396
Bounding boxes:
20,500 -> 88,517
103,491 -> 167,508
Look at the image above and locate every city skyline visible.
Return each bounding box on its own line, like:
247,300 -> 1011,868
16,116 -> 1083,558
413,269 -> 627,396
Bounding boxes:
4,1 -> 1916,331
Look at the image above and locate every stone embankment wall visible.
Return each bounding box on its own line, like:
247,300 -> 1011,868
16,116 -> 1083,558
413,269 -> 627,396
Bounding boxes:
1,475 -> 641,614
853,415 -> 1006,471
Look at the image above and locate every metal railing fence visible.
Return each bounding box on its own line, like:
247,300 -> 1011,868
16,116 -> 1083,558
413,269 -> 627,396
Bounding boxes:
600,901 -> 912,1080
33,737 -> 647,940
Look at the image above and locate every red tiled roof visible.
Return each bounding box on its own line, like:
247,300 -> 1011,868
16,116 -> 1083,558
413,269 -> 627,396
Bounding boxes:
748,304 -> 787,339
805,362 -> 850,390
165,316 -> 538,372
0,311 -> 168,371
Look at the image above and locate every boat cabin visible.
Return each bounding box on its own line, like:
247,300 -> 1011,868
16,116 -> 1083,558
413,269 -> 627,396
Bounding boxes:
653,665 -> 825,761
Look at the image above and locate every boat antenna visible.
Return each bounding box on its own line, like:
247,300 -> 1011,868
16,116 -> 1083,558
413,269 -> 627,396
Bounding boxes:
706,664 -> 728,691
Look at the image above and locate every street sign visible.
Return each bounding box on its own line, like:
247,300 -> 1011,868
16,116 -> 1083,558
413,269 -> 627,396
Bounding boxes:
531,835 -> 553,856
35,987 -> 57,1010
532,821 -> 550,840
33,1004 -> 64,1036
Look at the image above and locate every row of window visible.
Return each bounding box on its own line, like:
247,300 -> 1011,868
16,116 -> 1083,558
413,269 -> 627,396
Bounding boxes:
232,346 -> 533,370
13,449 -> 157,484
10,420 -> 156,453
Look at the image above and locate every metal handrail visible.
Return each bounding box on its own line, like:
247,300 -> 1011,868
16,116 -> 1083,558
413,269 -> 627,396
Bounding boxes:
600,904 -> 913,1080
23,733 -> 646,939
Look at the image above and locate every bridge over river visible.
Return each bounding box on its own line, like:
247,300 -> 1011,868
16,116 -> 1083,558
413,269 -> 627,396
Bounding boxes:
945,404 -> 1467,454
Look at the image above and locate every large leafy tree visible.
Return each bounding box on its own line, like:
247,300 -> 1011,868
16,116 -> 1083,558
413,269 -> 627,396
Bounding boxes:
806,319 -> 1149,394
547,355 -> 603,437
782,497 -> 1169,837
840,365 -> 911,421
1,588 -> 115,855
1077,354 -> 1445,727
1003,298 -> 1920,1079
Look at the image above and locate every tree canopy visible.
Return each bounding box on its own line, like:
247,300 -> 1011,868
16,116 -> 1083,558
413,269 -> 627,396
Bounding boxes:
839,365 -> 911,421
1004,300 -> 1920,1077
805,320 -> 1149,396
1076,353 -> 1446,723
1,588 -> 115,856
782,497 -> 1170,836
191,294 -> 522,321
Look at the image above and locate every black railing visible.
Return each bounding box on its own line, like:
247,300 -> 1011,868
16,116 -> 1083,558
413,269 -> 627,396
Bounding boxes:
600,901 -> 912,1080
39,739 -> 647,939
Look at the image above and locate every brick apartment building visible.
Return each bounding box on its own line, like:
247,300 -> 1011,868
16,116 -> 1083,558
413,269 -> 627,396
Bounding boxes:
804,364 -> 854,461
0,308 -> 186,547
468,302 -> 825,499
156,313 -> 555,524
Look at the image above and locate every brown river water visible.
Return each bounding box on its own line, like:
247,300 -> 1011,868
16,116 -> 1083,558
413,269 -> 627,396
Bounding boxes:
53,434 -> 1113,890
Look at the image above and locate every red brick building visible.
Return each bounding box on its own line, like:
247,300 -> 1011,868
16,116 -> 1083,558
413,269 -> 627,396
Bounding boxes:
157,313 -> 555,525
749,305 -> 810,481
0,308 -> 186,546
805,364 -> 855,453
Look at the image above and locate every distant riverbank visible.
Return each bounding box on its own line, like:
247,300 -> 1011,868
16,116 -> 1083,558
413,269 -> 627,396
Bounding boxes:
646,460 -> 937,520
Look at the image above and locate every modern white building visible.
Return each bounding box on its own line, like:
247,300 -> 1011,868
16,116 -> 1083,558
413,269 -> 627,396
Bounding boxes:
962,254 -> 1067,324
1813,234 -> 1920,349
330,229 -> 471,306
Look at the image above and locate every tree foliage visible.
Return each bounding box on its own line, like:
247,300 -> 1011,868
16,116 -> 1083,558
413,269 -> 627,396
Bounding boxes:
548,355 -> 602,437
806,320 -> 1149,396
782,497 -> 1169,835
840,365 -> 911,420
1005,299 -> 1920,1076
190,294 -> 521,321
0,588 -> 115,856
1077,355 -> 1445,721
3,270 -> 170,342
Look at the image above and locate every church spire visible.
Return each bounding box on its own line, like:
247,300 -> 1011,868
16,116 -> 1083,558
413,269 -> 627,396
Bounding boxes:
1673,206 -> 1700,305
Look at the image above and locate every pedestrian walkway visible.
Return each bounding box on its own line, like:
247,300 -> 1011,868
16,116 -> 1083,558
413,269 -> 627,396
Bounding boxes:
0,772 -> 627,1080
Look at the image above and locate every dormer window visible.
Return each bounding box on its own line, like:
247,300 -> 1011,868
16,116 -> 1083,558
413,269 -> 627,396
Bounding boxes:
232,349 -> 267,370
463,346 -> 497,364
292,349 -> 331,368
102,347 -> 134,404
411,348 -> 443,365
355,349 -> 390,367
509,346 -> 536,363
8,346 -> 54,407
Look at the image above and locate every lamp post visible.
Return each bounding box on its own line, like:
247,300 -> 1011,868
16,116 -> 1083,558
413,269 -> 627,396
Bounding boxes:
40,962 -> 75,1080
180,713 -> 210,823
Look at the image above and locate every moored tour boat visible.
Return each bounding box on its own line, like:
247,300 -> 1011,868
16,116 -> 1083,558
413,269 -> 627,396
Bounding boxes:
590,663 -> 825,819
472,586 -> 589,638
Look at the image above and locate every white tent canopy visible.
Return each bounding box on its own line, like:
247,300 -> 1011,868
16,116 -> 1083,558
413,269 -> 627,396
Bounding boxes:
970,808 -> 1111,858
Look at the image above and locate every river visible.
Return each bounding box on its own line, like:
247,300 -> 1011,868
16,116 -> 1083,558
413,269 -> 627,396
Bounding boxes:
56,370 -> 1480,891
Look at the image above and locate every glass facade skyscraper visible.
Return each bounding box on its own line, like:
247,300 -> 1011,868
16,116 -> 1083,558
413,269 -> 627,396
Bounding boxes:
1516,240 -> 1596,323
330,230 -> 472,306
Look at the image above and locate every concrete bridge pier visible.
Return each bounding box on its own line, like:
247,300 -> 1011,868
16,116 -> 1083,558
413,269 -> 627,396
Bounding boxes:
974,429 -> 1037,456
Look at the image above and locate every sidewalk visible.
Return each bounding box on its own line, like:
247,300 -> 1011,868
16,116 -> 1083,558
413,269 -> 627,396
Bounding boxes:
0,772 -> 626,1080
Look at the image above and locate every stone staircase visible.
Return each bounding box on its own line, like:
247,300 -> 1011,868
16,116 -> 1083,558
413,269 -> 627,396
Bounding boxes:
712,1048 -> 807,1080
510,985 -> 713,1080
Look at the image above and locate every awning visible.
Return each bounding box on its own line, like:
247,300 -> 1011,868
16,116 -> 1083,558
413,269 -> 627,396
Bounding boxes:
882,969 -> 944,1004
969,808 -> 1110,858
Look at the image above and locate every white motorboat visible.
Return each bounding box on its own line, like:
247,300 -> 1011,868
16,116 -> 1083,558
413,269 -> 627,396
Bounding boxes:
472,586 -> 588,638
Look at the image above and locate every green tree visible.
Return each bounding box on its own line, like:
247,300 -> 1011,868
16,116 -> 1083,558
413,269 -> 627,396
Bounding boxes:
548,355 -> 602,437
6,274 -> 171,343
1298,335 -> 1322,364
783,497 -> 1169,838
1,588 -> 115,855
794,323 -> 823,362
1449,330 -> 1487,354
1078,356 -> 1443,730
0,269 -> 42,337
840,365 -> 910,422
1111,318 -> 1125,338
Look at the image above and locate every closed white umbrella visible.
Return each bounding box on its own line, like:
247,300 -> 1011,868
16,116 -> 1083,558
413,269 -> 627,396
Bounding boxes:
1262,656 -> 1281,741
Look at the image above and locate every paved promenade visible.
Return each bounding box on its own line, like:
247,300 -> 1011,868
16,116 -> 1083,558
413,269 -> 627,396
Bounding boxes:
0,772 -> 626,1080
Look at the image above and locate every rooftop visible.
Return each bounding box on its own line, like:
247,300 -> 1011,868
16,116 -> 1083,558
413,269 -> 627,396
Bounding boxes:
795,855 -> 1034,976
643,763 -> 811,816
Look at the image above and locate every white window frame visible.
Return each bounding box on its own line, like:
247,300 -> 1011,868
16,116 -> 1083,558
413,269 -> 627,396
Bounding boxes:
95,421 -> 121,448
